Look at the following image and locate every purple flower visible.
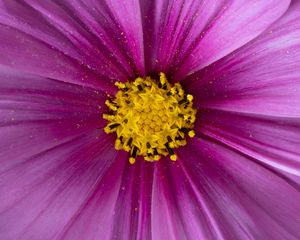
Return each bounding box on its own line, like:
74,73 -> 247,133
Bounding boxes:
0,0 -> 300,239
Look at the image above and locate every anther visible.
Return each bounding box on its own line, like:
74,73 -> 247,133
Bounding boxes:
132,146 -> 138,158
175,135 -> 184,140
165,143 -> 174,155
178,98 -> 188,105
103,73 -> 196,164
109,123 -> 120,129
137,85 -> 143,91
115,82 -> 126,89
179,127 -> 190,133
127,137 -> 133,146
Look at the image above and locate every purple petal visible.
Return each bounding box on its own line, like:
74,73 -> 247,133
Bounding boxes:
0,67 -> 120,239
109,160 -> 154,240
141,0 -> 290,80
151,160 -> 219,240
175,138 -> 300,239
0,0 -> 145,89
197,109 -> 300,186
141,0 -> 225,74
185,1 -> 300,117
54,157 -> 155,240
55,152 -> 127,240
0,66 -> 105,171
151,161 -> 186,240
0,134 -> 117,240
0,24 -> 105,90
134,162 -> 154,240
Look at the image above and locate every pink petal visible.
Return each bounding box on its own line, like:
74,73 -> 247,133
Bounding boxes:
56,152 -> 128,240
0,67 -> 118,239
0,0 -> 145,89
175,0 -> 290,79
175,138 -> 300,239
185,1 -> 300,117
141,0 -> 226,74
197,109 -> 300,186
0,66 -> 105,171
56,157 -> 155,240
151,162 -> 186,240
141,0 -> 290,79
0,133 -> 117,240
151,160 -> 220,240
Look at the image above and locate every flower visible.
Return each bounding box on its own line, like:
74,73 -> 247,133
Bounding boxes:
0,0 -> 300,239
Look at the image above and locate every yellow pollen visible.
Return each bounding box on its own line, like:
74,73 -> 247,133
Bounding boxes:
129,157 -> 136,165
103,73 -> 197,164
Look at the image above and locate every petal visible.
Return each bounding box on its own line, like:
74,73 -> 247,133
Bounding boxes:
0,23 -> 106,90
0,0 -> 145,89
151,161 -> 187,240
135,161 -> 154,240
55,151 -> 127,240
185,1 -> 300,117
140,0 -> 290,79
165,160 -> 225,240
140,0 -> 225,74
197,109 -> 300,186
151,159 -> 224,240
0,66 -> 105,171
54,157 -> 155,240
175,138 -> 300,239
0,132 -> 117,240
109,160 -> 154,240
0,68 -> 119,239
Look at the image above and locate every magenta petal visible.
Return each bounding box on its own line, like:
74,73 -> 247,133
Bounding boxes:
0,67 -> 105,171
134,162 -> 154,240
141,0 -> 290,79
185,1 -> 300,117
0,0 -> 145,88
176,138 -> 300,239
151,160 -> 217,240
58,157 -> 155,240
151,162 -> 186,240
0,133 -> 117,240
109,160 -> 154,240
141,0 -> 226,74
56,151 -> 127,240
0,67 -> 118,239
0,24 -> 107,89
174,0 -> 290,79
198,109 -> 300,186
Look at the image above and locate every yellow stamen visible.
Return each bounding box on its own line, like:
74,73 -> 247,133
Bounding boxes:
188,130 -> 195,138
129,157 -> 136,164
170,154 -> 177,161
103,73 -> 197,164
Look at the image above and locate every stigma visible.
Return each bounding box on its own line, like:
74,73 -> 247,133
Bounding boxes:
103,73 -> 197,164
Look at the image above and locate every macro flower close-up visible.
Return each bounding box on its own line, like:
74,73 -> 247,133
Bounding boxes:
1,0 -> 300,239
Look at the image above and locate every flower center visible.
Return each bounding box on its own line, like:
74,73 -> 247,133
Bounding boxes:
103,73 -> 197,164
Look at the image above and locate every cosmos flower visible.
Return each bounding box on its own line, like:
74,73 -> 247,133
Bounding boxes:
0,0 -> 300,239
